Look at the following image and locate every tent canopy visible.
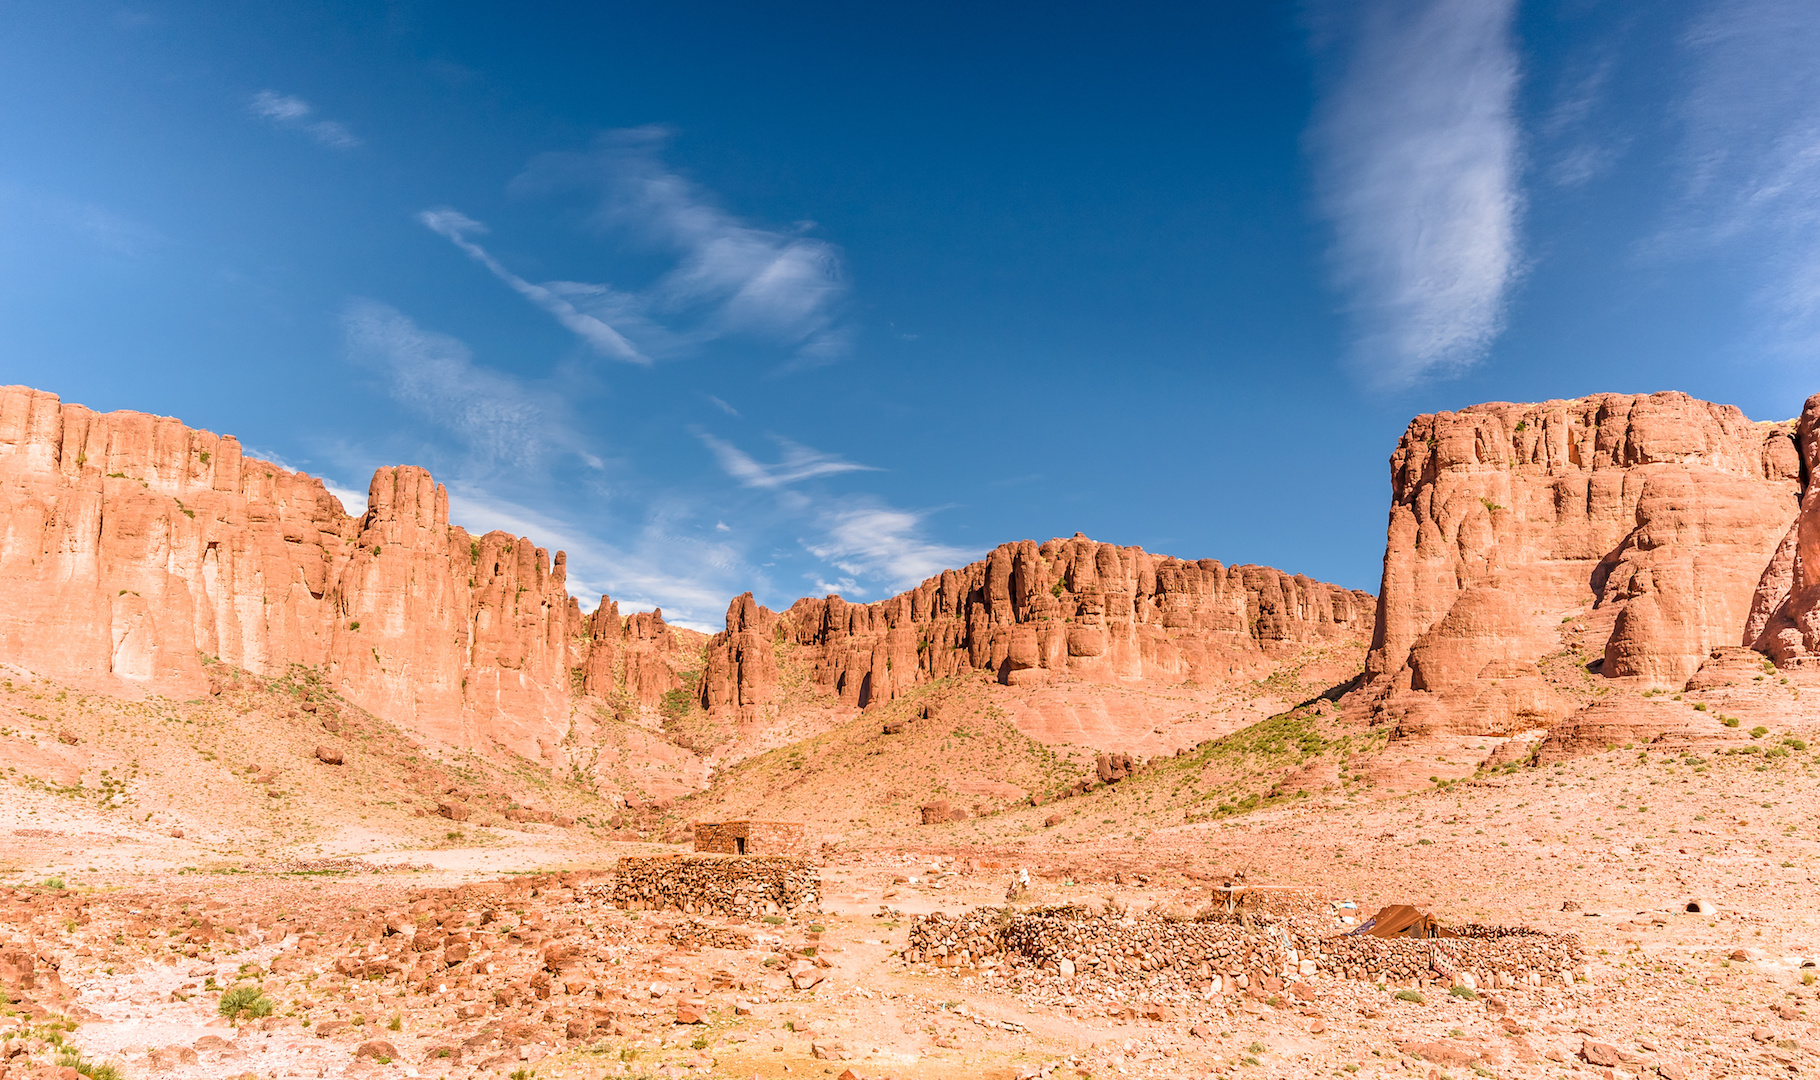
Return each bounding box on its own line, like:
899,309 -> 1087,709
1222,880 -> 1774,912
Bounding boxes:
1353,904 -> 1455,939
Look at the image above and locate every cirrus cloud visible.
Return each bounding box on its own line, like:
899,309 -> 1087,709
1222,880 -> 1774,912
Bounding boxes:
1305,0 -> 1525,388
249,90 -> 360,150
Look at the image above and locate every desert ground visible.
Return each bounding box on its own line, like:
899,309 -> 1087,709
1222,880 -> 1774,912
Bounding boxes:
2,656 -> 1817,1080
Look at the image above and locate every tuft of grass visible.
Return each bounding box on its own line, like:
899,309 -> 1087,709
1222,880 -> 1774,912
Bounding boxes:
1448,985 -> 1478,1000
218,985 -> 276,1021
56,1045 -> 124,1080
1394,989 -> 1425,1004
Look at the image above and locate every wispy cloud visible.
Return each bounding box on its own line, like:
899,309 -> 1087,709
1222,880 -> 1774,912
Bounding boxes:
697,432 -> 879,489
1305,0 -> 1524,388
249,90 -> 360,150
496,127 -> 852,370
1674,0 -> 1820,357
340,299 -> 571,469
1541,56 -> 1626,188
418,209 -> 647,363
333,300 -> 763,626
805,501 -> 976,592
0,184 -> 164,258
697,430 -> 970,595
444,487 -> 737,631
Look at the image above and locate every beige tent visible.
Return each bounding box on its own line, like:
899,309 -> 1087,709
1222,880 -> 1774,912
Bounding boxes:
1355,904 -> 1455,939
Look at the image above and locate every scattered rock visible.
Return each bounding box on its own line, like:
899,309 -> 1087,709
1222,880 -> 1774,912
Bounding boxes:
354,1039 -> 398,1061
1581,1040 -> 1622,1067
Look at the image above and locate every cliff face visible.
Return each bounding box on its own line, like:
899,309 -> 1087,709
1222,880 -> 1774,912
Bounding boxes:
0,385 -> 692,764
1749,392 -> 1820,663
699,533 -> 1376,716
1364,391 -> 1802,735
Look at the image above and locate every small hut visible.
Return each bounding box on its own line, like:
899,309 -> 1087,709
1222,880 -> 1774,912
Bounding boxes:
691,820 -> 807,856
1354,904 -> 1455,939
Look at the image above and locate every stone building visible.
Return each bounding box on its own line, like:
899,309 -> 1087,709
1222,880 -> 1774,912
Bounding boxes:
691,820 -> 807,855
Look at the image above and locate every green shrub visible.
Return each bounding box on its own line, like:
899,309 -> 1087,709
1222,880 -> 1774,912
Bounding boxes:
1448,985 -> 1478,1000
1394,989 -> 1425,1004
1722,717 -> 1740,728
1750,726 -> 1769,739
218,985 -> 275,1021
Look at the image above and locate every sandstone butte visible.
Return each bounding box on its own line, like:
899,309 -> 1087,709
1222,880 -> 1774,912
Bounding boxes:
1358,389 -> 1820,764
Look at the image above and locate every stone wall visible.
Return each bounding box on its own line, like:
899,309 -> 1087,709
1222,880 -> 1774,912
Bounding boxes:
906,908 -> 1584,1002
610,856 -> 818,918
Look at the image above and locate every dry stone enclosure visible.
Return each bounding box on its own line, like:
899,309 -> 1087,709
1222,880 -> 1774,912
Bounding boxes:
906,905 -> 1584,1005
609,855 -> 820,918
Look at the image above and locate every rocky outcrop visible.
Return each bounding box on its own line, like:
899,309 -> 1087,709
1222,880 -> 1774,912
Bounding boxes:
0,384 -> 679,762
1363,391 -> 1801,734
578,599 -> 688,709
699,533 -> 1375,715
1748,393 -> 1820,664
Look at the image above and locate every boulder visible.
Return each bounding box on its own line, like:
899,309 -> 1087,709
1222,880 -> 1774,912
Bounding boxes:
354,1040 -> 399,1061
314,745 -> 344,766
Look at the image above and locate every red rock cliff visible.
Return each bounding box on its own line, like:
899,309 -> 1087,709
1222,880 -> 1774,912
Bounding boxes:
1748,392 -> 1820,663
0,385 -> 618,760
1364,391 -> 1801,734
698,533 -> 1375,714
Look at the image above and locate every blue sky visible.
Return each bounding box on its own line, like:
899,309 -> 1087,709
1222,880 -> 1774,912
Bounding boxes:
3,1 -> 1817,630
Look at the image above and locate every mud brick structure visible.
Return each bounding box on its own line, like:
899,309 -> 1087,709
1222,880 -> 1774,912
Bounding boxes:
611,855 -> 819,918
691,819 -> 808,855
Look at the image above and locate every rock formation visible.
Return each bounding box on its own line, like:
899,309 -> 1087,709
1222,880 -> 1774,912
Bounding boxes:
1747,392 -> 1820,665
0,385 -> 689,764
699,533 -> 1375,716
1362,390 -> 1802,739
